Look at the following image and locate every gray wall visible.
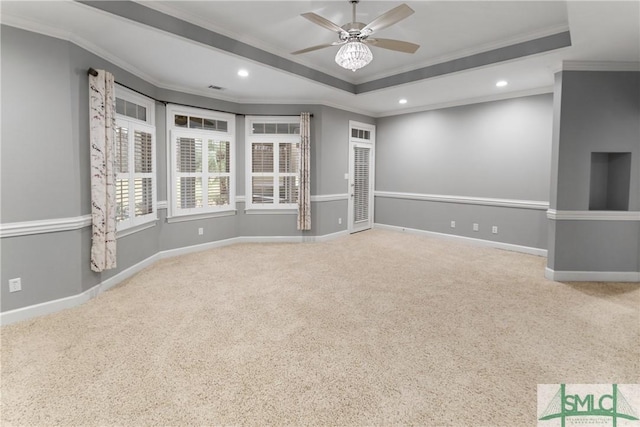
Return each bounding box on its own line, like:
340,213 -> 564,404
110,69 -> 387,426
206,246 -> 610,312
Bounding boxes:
553,71 -> 640,211
0,25 -> 373,312
1,26 -> 79,222
548,70 -> 640,273
375,94 -> 553,249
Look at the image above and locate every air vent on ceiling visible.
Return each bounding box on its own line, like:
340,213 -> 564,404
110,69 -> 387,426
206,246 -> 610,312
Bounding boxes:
208,85 -> 224,90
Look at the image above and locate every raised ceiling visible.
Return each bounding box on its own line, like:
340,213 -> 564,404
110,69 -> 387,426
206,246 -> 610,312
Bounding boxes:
2,1 -> 639,116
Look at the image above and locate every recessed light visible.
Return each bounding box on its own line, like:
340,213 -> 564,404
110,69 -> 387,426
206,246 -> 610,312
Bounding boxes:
399,98 -> 408,104
496,80 -> 508,87
238,69 -> 249,77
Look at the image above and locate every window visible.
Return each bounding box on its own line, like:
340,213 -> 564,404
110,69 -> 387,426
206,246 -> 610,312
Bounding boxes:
246,117 -> 301,210
167,105 -> 235,218
114,86 -> 156,232
351,128 -> 371,140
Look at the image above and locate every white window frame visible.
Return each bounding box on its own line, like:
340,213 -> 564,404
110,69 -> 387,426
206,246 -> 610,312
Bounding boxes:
166,105 -> 236,220
114,85 -> 156,234
245,116 -> 301,211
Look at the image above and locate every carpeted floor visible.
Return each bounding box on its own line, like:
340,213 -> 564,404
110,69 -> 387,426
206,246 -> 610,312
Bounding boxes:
1,229 -> 639,426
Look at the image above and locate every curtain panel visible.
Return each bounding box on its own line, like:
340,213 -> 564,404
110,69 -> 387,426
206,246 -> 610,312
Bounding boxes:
297,113 -> 311,230
89,70 -> 117,272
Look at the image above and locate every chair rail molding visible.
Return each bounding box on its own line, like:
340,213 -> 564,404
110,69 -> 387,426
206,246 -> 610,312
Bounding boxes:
547,210 -> 640,221
375,191 -> 549,210
0,215 -> 92,238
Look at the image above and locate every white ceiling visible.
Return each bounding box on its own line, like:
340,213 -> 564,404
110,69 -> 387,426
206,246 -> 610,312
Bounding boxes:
2,1 -> 639,117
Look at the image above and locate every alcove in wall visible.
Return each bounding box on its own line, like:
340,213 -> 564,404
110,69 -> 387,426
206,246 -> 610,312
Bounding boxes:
589,152 -> 632,211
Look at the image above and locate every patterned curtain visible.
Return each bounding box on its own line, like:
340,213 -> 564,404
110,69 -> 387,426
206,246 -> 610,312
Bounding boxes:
89,70 -> 117,272
297,112 -> 311,230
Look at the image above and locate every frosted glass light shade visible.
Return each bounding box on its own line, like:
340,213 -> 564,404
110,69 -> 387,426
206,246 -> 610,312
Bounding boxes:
335,41 -> 373,72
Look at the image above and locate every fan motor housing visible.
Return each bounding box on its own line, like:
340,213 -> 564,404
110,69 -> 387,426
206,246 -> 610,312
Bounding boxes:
340,22 -> 370,41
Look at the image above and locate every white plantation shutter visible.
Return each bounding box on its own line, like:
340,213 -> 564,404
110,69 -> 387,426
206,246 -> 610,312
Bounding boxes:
176,137 -> 203,210
252,143 -> 274,204
353,146 -> 370,223
246,117 -> 301,210
172,132 -> 233,214
115,126 -> 130,222
114,119 -> 156,230
207,140 -> 230,206
134,130 -> 153,217
252,143 -> 274,173
279,143 -> 299,204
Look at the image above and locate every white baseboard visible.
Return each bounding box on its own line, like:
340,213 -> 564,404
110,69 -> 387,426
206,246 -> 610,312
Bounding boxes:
0,286 -> 96,326
0,230 -> 348,326
545,267 -> 640,282
314,229 -> 349,242
374,223 -> 548,257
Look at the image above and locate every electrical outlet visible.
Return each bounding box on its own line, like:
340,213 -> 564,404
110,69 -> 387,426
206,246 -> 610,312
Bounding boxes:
473,223 -> 479,232
450,221 -> 456,228
492,226 -> 498,234
198,228 -> 204,236
338,218 -> 342,225
9,278 -> 21,293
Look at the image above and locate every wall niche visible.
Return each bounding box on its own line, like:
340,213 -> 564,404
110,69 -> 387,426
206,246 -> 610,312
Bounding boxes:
589,152 -> 632,211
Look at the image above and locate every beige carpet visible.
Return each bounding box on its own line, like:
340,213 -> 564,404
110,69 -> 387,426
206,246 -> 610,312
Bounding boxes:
1,229 -> 638,426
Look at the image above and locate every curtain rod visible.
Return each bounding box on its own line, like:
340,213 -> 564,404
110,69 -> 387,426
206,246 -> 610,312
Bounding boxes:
87,68 -> 313,117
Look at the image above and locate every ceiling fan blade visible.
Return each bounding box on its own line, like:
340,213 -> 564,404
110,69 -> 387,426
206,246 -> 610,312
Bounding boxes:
362,4 -> 414,34
301,12 -> 348,36
291,42 -> 343,55
366,38 -> 420,54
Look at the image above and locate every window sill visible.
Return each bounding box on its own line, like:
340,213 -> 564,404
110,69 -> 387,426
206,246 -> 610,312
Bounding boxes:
244,209 -> 297,215
116,220 -> 157,239
166,210 -> 237,223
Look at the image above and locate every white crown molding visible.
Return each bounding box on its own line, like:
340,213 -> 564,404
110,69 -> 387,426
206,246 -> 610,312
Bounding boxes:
561,61 -> 640,72
545,267 -> 640,283
375,191 -> 549,210
374,223 -> 547,257
0,215 -> 92,238
0,13 -> 166,91
0,12 -> 73,42
0,230 -> 349,326
547,209 -> 640,221
361,23 -> 570,84
376,86 -> 554,118
237,98 -> 374,118
152,79 -> 240,104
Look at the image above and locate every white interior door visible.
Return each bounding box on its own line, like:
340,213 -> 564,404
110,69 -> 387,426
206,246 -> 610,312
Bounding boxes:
348,122 -> 375,233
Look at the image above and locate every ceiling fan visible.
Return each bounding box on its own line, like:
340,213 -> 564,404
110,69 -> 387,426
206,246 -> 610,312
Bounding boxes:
292,0 -> 420,72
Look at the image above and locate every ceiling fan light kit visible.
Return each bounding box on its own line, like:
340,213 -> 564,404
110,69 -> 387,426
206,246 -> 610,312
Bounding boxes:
293,0 -> 419,72
335,41 -> 373,72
